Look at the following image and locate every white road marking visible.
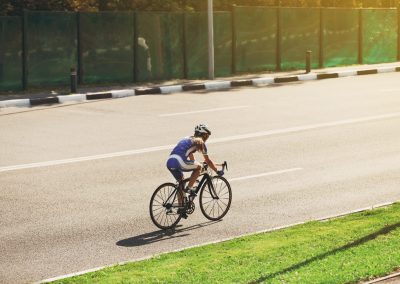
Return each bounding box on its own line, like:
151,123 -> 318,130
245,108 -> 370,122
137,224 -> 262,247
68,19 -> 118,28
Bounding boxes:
210,111 -> 400,144
0,145 -> 175,173
380,89 -> 400,93
2,112 -> 400,173
230,168 -> 303,182
159,106 -> 249,117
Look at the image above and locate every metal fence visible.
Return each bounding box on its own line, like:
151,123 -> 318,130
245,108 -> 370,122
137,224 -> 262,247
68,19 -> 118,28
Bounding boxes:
0,7 -> 399,91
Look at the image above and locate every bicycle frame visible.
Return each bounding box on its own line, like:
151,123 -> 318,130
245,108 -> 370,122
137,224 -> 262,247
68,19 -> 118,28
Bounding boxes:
163,161 -> 228,208
182,172 -> 219,199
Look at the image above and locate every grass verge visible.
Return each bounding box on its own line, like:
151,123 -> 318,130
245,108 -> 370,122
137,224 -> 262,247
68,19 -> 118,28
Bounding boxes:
53,203 -> 400,284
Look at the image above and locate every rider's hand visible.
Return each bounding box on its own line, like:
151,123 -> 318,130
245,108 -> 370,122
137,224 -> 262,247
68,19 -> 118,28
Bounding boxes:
217,170 -> 224,176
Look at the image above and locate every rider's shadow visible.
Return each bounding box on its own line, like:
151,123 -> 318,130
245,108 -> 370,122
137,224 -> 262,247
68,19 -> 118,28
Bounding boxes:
116,220 -> 221,247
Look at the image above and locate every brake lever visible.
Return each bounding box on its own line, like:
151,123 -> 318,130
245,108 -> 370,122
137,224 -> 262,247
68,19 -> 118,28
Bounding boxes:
223,161 -> 228,171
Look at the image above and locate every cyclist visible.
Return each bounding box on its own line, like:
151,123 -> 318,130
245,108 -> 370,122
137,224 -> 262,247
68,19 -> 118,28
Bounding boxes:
166,124 -> 224,216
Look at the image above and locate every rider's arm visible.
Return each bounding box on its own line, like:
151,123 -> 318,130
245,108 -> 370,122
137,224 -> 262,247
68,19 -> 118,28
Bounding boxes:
203,154 -> 218,172
188,153 -> 195,161
193,138 -> 219,173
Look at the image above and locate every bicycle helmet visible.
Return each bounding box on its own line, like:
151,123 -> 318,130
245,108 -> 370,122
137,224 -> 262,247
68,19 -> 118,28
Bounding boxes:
194,124 -> 211,135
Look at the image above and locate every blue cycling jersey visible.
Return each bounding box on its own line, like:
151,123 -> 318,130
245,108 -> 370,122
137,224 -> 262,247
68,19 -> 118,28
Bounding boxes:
170,137 -> 207,159
166,137 -> 208,181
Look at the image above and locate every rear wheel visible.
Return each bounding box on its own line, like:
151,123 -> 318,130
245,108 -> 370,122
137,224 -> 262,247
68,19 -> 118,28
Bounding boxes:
199,176 -> 232,221
149,183 -> 183,230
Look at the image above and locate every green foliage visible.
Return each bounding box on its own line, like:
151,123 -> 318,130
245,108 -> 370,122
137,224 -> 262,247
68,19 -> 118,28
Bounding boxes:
0,0 -> 399,15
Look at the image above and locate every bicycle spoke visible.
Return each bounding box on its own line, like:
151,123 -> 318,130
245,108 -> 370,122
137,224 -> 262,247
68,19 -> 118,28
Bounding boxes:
217,186 -> 227,197
219,199 -> 228,207
204,200 -> 213,213
211,200 -> 216,217
153,198 -> 164,205
202,199 -> 214,206
216,181 -> 224,196
160,189 -> 166,203
152,206 -> 164,212
154,209 -> 164,220
216,200 -> 225,214
156,193 -> 168,204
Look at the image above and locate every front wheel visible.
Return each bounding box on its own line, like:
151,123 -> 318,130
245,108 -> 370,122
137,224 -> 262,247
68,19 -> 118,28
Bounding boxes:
199,176 -> 232,221
149,183 -> 183,230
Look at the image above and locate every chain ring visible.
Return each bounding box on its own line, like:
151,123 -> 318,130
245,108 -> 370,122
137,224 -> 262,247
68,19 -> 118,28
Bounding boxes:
186,201 -> 195,214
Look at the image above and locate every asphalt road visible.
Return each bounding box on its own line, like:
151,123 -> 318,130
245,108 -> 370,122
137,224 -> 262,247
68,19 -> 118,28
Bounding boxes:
1,72 -> 400,283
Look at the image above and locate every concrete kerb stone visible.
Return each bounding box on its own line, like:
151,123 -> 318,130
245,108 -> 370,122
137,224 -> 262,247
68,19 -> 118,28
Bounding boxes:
297,73 -> 318,81
160,85 -> 183,94
111,90 -> 135,98
377,66 -> 396,73
134,87 -> 162,95
0,98 -> 30,108
338,70 -> 358,77
204,81 -> 231,90
57,94 -> 86,104
86,92 -> 112,100
252,77 -> 275,86
2,65 -> 400,109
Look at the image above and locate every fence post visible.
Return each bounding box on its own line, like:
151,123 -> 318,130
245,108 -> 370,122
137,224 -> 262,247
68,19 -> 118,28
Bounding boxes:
70,67 -> 77,93
183,12 -> 188,79
306,50 -> 312,73
22,9 -> 27,90
0,18 -> 4,83
231,4 -> 237,74
319,8 -> 324,68
398,3 -> 400,61
77,12 -> 82,85
133,11 -> 138,82
358,8 -> 363,64
276,7 -> 281,71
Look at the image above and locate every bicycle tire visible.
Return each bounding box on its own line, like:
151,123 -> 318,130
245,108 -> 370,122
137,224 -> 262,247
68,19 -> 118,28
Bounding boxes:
149,183 -> 183,230
199,176 -> 232,221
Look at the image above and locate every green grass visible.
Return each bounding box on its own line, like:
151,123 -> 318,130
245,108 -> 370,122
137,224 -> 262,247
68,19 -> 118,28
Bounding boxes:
54,203 -> 400,284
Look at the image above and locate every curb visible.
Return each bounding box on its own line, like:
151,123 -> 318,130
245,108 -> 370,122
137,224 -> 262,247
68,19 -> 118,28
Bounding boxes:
2,66 -> 400,109
364,271 -> 400,284
37,201 -> 396,283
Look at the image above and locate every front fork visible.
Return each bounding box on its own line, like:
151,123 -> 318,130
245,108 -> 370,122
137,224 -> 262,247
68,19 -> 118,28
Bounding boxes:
207,177 -> 220,200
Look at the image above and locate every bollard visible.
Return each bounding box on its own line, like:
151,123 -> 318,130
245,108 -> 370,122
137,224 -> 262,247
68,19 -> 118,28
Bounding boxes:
306,50 -> 312,74
70,67 -> 77,94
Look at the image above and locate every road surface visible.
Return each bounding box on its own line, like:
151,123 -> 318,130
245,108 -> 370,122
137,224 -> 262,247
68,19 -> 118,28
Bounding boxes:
1,72 -> 400,283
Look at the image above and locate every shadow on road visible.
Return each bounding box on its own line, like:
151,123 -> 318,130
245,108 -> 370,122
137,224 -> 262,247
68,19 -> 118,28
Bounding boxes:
116,220 -> 222,247
249,222 -> 400,284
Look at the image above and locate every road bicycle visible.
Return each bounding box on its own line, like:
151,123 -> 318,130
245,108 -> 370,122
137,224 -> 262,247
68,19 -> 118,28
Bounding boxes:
149,161 -> 232,230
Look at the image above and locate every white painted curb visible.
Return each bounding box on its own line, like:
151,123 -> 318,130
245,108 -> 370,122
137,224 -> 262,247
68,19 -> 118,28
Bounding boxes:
338,70 -> 358,77
204,81 -> 231,90
252,77 -> 274,86
298,73 -> 318,81
377,66 -> 396,73
57,94 -> 86,104
111,90 -> 135,98
37,201 -> 397,284
0,98 -> 30,108
160,85 -> 183,94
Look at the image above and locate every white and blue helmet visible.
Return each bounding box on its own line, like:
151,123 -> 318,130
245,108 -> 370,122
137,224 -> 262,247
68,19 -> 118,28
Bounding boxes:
195,124 -> 211,135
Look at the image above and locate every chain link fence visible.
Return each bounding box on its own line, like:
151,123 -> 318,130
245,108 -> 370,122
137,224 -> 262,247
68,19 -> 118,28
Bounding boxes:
0,7 -> 398,91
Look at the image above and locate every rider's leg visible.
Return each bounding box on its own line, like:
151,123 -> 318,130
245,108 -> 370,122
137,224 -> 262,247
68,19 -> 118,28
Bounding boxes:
187,165 -> 202,189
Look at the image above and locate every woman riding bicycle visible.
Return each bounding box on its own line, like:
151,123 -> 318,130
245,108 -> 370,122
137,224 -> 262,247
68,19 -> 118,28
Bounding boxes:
166,124 -> 224,201
149,124 -> 231,229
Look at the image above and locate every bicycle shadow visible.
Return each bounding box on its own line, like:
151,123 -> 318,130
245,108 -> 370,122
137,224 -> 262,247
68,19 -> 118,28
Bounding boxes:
249,221 -> 400,284
116,220 -> 222,247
